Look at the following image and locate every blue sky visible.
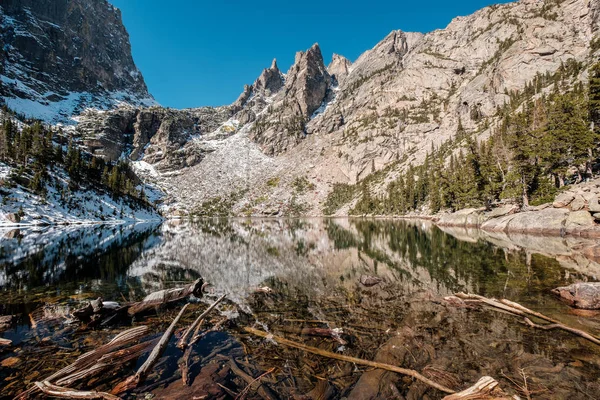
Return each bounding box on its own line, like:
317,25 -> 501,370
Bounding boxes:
110,0 -> 511,109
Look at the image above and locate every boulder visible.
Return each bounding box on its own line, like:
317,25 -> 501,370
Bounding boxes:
570,195 -> 586,211
589,194 -> 600,213
565,210 -> 595,230
552,282 -> 600,309
505,208 -> 569,234
553,192 -> 575,208
437,208 -> 487,227
531,203 -> 552,211
486,204 -> 518,218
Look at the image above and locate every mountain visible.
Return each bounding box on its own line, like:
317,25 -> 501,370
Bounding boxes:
2,0 -> 600,220
0,0 -> 155,123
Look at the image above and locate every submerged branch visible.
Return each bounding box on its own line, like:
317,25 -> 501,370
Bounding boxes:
177,294 -> 226,349
113,304 -> 190,394
454,293 -> 600,346
34,381 -> 119,400
243,326 -> 456,394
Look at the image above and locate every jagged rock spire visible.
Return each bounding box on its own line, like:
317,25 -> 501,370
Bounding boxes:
284,43 -> 331,117
327,53 -> 352,84
255,58 -> 284,94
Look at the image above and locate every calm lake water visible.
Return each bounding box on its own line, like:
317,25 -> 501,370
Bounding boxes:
2,218 -> 600,398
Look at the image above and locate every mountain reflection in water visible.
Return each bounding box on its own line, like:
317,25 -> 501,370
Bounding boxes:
1,218 -> 599,304
2,218 -> 600,399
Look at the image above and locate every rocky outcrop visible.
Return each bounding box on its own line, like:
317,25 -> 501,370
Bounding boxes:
552,282 -> 600,310
0,0 -> 155,123
249,43 -> 332,155
77,105 -> 232,169
327,53 -> 352,85
283,43 -> 331,117
435,178 -> 600,237
255,59 -> 284,95
346,30 -> 422,85
231,59 -> 284,124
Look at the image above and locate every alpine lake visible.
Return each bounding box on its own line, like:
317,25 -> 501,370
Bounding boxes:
1,218 -> 600,399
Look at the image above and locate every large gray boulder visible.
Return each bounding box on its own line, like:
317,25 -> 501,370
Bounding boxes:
553,192 -> 575,208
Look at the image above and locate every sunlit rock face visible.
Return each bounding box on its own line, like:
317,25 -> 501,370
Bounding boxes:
131,0 -> 598,216
0,0 -> 156,123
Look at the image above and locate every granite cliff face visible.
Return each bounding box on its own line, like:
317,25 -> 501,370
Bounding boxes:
4,0 -> 600,217
249,43 -> 333,155
0,0 -> 155,122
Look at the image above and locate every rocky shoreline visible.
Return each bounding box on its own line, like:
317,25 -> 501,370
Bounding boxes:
433,179 -> 600,238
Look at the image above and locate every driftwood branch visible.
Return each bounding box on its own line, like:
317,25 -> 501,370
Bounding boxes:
177,294 -> 226,349
34,381 -> 119,400
441,376 -> 511,400
454,293 -> 600,346
15,326 -> 149,400
56,339 -> 157,387
113,304 -> 189,394
128,279 -> 203,315
243,326 -> 455,394
0,338 -> 11,346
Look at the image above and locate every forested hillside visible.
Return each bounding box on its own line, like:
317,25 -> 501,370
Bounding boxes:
324,59 -> 600,216
0,110 -> 160,225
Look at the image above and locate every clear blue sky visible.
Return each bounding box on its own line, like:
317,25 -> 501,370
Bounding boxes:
110,0 -> 511,109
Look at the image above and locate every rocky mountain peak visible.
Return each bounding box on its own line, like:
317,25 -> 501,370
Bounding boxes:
284,42 -> 331,117
327,53 -> 352,85
346,30 -> 423,86
0,0 -> 155,123
254,57 -> 284,95
270,58 -> 278,70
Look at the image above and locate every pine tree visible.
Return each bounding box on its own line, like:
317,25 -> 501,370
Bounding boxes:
1,119 -> 15,161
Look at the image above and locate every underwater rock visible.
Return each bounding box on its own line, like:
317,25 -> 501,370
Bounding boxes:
552,282 -> 600,309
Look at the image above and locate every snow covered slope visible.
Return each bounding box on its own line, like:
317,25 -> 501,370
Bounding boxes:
0,163 -> 162,227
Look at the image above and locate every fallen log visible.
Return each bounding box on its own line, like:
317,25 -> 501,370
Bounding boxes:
180,320 -> 204,386
243,327 -> 455,395
0,337 -> 11,346
73,298 -> 105,320
191,317 -> 227,344
128,278 -> 204,316
34,380 -> 119,400
56,339 -> 158,387
113,304 -> 190,394
441,376 -> 512,400
455,293 -> 600,346
177,294 -> 226,349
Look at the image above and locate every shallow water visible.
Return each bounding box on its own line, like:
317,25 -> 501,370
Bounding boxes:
2,218 -> 600,398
